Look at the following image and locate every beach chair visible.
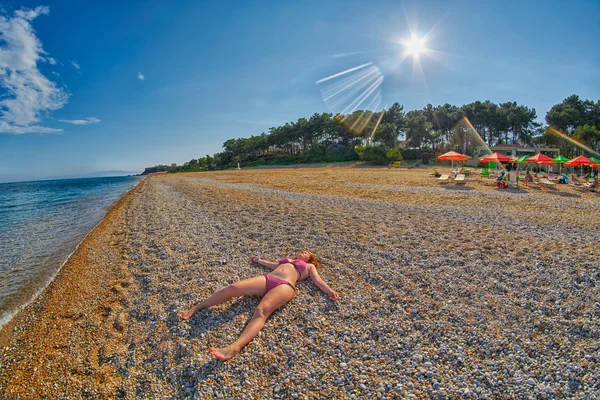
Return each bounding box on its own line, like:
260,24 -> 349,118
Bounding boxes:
481,168 -> 489,178
463,168 -> 472,176
454,174 -> 467,185
538,177 -> 556,189
437,174 -> 450,184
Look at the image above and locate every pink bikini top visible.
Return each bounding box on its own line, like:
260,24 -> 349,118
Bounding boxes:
279,258 -> 307,276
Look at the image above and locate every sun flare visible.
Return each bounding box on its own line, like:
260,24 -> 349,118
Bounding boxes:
404,36 -> 425,57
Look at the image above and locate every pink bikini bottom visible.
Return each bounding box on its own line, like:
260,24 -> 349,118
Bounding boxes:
264,274 -> 295,294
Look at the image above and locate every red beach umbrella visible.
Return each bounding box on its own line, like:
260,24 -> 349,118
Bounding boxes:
526,153 -> 555,173
565,155 -> 593,176
438,151 -> 469,168
527,153 -> 554,164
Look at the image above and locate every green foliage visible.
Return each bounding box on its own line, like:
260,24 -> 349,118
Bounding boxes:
385,146 -> 403,163
400,148 -> 423,160
373,123 -> 399,148
354,145 -> 365,160
361,145 -> 388,164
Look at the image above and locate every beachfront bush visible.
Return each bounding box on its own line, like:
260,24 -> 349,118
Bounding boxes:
303,145 -> 358,163
362,145 -> 388,164
401,148 -> 423,160
385,146 -> 403,163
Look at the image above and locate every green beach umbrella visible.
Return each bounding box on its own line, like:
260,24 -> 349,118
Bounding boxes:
514,155 -> 530,170
515,155 -> 530,163
553,155 -> 570,174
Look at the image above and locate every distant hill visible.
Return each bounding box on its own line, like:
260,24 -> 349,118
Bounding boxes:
44,170 -> 140,180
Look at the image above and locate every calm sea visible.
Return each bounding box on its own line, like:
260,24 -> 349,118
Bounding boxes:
0,176 -> 141,329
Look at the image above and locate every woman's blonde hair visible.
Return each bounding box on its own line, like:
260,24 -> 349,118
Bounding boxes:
306,250 -> 319,268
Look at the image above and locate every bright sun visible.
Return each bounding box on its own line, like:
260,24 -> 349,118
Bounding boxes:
404,36 -> 425,57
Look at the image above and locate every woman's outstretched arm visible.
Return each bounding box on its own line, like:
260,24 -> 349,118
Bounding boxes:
252,256 -> 279,271
308,265 -> 338,300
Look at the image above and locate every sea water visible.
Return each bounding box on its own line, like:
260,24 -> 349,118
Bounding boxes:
0,176 -> 140,329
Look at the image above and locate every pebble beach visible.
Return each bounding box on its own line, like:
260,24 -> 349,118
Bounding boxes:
1,166 -> 599,399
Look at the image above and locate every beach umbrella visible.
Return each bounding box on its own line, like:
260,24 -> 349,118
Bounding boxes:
526,153 -> 554,164
480,152 -> 513,163
515,155 -> 530,163
513,155 -> 530,172
565,155 -> 593,176
480,153 -> 512,175
553,155 -> 570,174
527,153 -> 553,174
438,151 -> 469,169
526,153 -> 554,173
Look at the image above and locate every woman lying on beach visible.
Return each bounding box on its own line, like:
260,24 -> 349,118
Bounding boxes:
181,250 -> 338,361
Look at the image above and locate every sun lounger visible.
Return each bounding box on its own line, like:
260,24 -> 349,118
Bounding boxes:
538,178 -> 556,189
568,181 -> 589,192
437,174 -> 450,184
454,174 -> 466,185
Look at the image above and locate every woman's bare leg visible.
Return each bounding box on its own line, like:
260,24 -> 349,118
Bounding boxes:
209,284 -> 295,361
181,276 -> 266,320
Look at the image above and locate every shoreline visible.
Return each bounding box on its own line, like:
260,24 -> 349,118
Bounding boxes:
0,178 -> 144,334
1,169 -> 598,398
0,178 -> 145,346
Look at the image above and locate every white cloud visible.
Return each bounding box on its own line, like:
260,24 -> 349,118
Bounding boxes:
70,60 -> 80,69
47,57 -> 57,65
137,72 -> 145,80
58,117 -> 101,125
0,6 -> 68,134
51,70 -> 59,76
14,6 -> 49,21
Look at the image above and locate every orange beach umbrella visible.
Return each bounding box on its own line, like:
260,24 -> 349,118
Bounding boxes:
438,151 -> 469,168
438,151 -> 470,161
479,152 -> 513,163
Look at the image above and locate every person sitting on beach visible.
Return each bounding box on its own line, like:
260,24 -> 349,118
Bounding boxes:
523,170 -> 534,186
494,170 -> 508,188
181,250 -> 338,361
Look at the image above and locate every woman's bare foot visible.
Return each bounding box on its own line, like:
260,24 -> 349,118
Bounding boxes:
181,307 -> 197,320
209,346 -> 238,361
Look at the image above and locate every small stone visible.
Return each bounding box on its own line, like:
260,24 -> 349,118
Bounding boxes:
340,362 -> 347,368
582,359 -> 589,367
526,378 -> 536,387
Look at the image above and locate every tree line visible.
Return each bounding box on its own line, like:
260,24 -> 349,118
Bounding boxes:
142,94 -> 600,174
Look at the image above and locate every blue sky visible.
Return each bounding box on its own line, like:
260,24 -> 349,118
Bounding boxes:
0,0 -> 598,182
